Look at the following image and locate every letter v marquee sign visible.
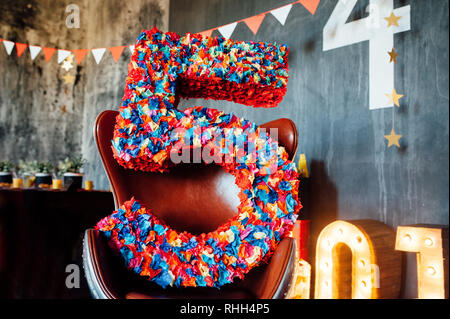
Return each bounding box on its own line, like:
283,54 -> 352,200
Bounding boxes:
323,0 -> 410,110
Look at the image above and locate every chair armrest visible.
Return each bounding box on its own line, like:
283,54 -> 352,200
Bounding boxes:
83,229 -> 122,299
241,237 -> 297,299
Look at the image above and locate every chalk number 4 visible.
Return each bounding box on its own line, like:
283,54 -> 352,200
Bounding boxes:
323,0 -> 410,110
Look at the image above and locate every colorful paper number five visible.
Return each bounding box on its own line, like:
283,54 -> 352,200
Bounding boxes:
323,0 -> 410,110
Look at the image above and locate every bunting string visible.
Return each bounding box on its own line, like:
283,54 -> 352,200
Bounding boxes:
0,0 -> 319,65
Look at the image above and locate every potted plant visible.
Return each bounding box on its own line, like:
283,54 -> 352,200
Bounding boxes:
0,160 -> 14,184
17,160 -> 35,188
58,155 -> 86,189
31,161 -> 54,188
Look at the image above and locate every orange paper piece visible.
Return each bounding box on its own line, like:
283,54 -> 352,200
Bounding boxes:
298,0 -> 320,15
42,47 -> 56,62
199,29 -> 213,38
15,42 -> 28,58
72,49 -> 89,64
109,46 -> 126,62
243,14 -> 265,35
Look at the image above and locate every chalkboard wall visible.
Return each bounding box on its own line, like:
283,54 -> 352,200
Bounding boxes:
169,0 -> 449,297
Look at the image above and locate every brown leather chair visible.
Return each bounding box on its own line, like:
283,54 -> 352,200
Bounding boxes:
83,109 -> 299,299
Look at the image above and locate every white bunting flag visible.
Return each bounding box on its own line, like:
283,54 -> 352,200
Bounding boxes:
129,45 -> 135,54
91,48 -> 106,64
3,40 -> 15,55
57,49 -> 72,63
271,4 -> 292,26
29,45 -> 42,60
218,22 -> 237,39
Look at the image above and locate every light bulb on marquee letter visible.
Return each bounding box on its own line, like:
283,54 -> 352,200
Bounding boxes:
395,225 -> 448,299
315,220 -> 401,299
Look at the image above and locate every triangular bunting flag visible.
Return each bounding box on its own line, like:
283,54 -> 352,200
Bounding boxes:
43,47 -> 56,62
243,14 -> 266,35
3,40 -> 15,55
29,45 -> 42,60
129,45 -> 135,54
298,0 -> 320,15
271,4 -> 292,25
57,49 -> 72,63
218,22 -> 237,39
15,43 -> 28,58
109,46 -> 126,62
198,29 -> 213,38
72,49 -> 89,64
91,48 -> 106,64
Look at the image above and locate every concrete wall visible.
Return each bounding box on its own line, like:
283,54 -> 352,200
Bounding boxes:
0,0 -> 169,189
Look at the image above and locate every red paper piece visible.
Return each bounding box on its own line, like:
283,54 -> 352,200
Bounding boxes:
109,46 -> 126,62
298,0 -> 320,15
15,42 -> 28,57
72,49 -> 89,64
42,47 -> 56,62
243,14 -> 266,35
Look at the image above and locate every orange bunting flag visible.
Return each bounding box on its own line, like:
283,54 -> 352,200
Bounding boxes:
298,0 -> 320,15
198,29 -> 213,38
42,47 -> 56,62
243,14 -> 266,35
73,49 -> 89,64
109,46 -> 126,62
0,0 -> 321,66
15,43 -> 28,58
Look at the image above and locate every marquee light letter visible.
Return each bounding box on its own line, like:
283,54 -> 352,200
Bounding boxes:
323,0 -> 410,109
395,225 -> 449,299
315,220 -> 401,299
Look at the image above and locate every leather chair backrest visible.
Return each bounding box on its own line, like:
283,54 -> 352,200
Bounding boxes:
95,110 -> 297,235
